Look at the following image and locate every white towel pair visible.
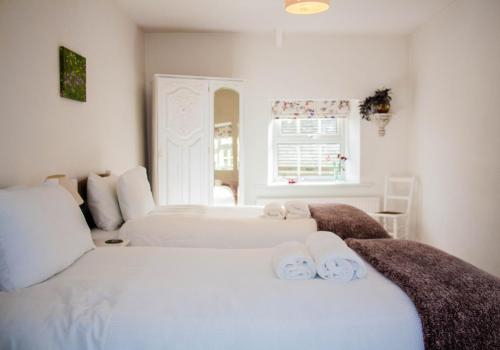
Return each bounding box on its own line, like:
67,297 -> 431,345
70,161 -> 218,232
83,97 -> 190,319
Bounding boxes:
263,200 -> 310,220
284,200 -> 311,219
263,202 -> 286,220
271,231 -> 367,281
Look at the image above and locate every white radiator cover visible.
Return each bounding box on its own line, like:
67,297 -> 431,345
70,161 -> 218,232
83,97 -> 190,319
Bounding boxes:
255,197 -> 380,213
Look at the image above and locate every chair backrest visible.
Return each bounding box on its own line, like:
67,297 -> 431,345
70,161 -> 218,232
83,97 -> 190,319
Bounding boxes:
383,176 -> 416,214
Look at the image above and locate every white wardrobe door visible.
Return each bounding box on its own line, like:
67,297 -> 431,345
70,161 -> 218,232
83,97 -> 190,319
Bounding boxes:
156,78 -> 210,205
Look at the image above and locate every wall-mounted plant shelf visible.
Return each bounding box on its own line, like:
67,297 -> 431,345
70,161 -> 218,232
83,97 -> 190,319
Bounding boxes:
372,113 -> 392,136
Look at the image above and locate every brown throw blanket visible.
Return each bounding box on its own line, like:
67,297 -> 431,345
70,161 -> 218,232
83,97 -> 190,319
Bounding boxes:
309,203 -> 390,239
346,238 -> 500,350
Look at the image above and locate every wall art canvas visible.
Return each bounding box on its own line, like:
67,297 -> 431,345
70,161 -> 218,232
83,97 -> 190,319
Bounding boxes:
59,46 -> 86,102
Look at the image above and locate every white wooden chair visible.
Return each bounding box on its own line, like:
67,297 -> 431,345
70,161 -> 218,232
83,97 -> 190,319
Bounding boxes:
370,177 -> 416,239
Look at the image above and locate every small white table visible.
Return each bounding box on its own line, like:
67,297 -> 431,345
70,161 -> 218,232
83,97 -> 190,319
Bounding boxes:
93,238 -> 130,247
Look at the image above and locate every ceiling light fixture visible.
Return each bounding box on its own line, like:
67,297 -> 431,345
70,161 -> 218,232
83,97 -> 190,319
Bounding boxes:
285,0 -> 330,15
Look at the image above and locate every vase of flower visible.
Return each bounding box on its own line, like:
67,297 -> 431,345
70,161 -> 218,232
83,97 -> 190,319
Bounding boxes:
333,154 -> 347,181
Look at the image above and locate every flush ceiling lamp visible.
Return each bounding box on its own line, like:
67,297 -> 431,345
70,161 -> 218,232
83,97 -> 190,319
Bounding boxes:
285,0 -> 330,15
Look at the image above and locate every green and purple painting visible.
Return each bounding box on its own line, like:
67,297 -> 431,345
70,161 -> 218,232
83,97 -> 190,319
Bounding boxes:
59,46 -> 86,102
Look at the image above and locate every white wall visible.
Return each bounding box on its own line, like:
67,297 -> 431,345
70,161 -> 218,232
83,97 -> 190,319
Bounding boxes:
0,0 -> 145,186
145,33 -> 412,204
410,0 -> 500,275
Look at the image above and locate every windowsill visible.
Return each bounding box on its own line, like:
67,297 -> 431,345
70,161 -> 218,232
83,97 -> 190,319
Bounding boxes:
267,181 -> 372,188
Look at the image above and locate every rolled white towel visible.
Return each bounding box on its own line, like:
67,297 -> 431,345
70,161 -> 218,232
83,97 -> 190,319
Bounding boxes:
284,200 -> 311,219
272,241 -> 316,280
306,231 -> 367,281
263,202 -> 286,220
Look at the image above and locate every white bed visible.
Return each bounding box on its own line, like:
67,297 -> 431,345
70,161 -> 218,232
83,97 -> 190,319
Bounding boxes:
119,205 -> 318,248
84,169 -> 318,249
0,247 -> 424,350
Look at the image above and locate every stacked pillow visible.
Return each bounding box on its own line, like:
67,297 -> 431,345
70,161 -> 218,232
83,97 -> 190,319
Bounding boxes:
117,166 -> 155,221
0,186 -> 95,291
87,173 -> 123,230
88,166 -> 156,228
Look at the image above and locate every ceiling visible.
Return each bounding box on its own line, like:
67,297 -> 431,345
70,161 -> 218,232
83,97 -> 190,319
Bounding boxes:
114,0 -> 455,35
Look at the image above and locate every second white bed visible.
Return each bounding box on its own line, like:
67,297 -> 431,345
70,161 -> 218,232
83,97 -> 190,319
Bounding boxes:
119,205 -> 318,248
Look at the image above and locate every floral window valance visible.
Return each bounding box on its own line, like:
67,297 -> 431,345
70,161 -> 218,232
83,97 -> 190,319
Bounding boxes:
214,122 -> 232,138
271,100 -> 351,119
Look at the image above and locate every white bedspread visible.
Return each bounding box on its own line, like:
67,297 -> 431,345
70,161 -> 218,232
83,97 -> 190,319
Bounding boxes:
0,247 -> 424,350
120,206 -> 318,248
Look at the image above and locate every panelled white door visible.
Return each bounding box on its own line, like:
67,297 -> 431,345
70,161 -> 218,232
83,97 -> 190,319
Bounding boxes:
156,77 -> 210,205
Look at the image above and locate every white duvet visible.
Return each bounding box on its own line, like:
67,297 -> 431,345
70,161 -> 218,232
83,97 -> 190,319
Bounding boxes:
119,206 -> 318,248
0,247 -> 424,350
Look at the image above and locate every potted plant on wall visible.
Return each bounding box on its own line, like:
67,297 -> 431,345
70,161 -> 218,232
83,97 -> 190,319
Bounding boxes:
359,88 -> 393,136
359,88 -> 392,120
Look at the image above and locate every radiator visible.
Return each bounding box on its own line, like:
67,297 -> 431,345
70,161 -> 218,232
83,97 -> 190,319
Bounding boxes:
255,197 -> 381,213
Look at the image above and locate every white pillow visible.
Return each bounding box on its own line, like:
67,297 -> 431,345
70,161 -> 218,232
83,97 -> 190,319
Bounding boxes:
117,166 -> 155,221
87,173 -> 123,230
0,185 -> 95,291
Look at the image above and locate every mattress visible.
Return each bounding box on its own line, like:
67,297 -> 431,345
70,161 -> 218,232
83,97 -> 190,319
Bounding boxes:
0,247 -> 424,350
119,206 -> 318,248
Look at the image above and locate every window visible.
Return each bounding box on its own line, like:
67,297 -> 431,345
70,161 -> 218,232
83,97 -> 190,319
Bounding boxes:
271,118 -> 347,183
214,122 -> 233,170
269,99 -> 360,185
